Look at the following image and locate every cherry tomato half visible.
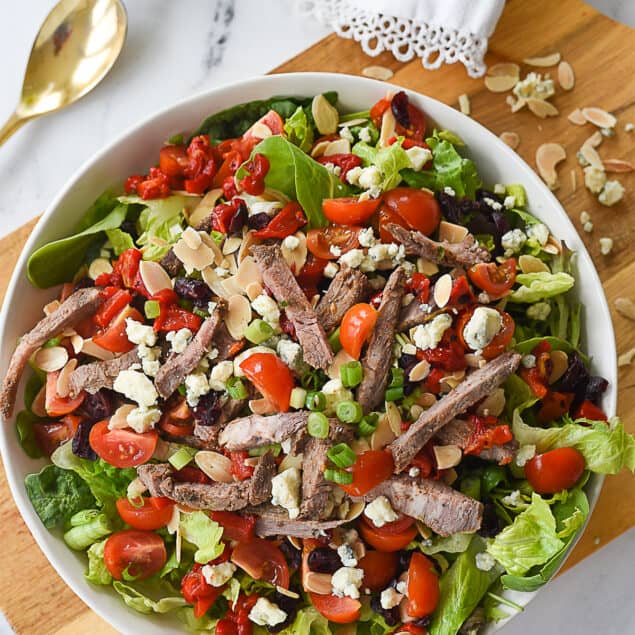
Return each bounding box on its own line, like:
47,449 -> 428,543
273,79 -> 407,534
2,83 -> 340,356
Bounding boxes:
468,259 -> 517,299
525,447 -> 586,494
359,515 -> 417,552
116,497 -> 175,530
92,305 -> 144,353
382,187 -> 441,237
239,353 -> 295,412
456,307 -> 515,360
309,592 -> 361,624
340,450 -> 394,497
358,550 -> 398,592
103,529 -> 166,581
45,371 -> 85,417
33,415 -> 81,456
306,225 -> 361,261
407,552 -> 440,618
231,537 -> 290,588
89,419 -> 158,468
322,197 -> 382,225
243,110 -> 285,139
339,303 -> 378,360
181,564 -> 224,618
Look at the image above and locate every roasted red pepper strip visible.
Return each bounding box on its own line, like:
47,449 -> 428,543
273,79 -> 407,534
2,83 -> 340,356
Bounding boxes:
316,153 -> 362,181
94,289 -> 133,328
519,366 -> 549,399
239,153 -> 270,195
253,202 -> 307,239
210,511 -> 257,543
228,451 -> 254,480
464,415 -> 514,457
406,272 -> 430,304
574,400 -> 608,421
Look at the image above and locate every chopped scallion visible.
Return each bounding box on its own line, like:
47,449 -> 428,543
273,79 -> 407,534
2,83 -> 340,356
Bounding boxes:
305,391 -> 327,412
385,385 -> 404,402
335,400 -> 363,424
324,468 -> 354,485
210,230 -> 225,244
43,336 -> 62,348
144,300 -> 161,319
328,327 -> 342,353
307,412 -> 329,439
327,443 -> 357,468
226,376 -> 248,400
168,447 -> 196,470
340,361 -> 363,388
244,318 -> 274,344
289,387 -> 308,410
357,413 -> 379,437
389,367 -> 404,388
249,443 -> 282,457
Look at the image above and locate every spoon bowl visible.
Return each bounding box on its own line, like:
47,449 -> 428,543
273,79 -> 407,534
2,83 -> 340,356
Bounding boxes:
0,0 -> 127,144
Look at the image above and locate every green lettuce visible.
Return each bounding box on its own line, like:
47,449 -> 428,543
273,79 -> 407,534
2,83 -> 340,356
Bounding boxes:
179,511 -> 224,564
353,140 -> 412,191
63,509 -> 112,551
237,136 -> 351,228
487,493 -> 564,576
429,536 -> 501,635
24,464 -> 95,529
284,106 -> 314,152
86,539 -> 112,585
112,581 -> 187,614
509,272 -> 575,303
16,410 -> 44,459
271,606 -> 330,635
513,413 -> 635,474
105,228 -> 135,255
421,532 -> 473,555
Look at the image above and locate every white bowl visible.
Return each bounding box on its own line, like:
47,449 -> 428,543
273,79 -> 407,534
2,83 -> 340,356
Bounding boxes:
0,73 -> 617,634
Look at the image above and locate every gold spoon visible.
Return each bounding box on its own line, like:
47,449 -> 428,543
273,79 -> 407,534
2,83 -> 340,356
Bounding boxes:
0,0 -> 127,146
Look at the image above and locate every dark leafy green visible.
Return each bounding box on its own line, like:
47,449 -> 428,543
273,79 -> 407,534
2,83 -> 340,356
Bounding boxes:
16,410 -> 44,459
283,106 -> 314,152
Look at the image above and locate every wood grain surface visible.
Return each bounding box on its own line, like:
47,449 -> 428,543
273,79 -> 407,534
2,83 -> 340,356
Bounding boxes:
1,0 -> 634,632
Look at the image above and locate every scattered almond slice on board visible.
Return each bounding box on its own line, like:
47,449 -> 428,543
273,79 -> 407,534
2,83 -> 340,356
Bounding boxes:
484,63 -> 519,93
604,159 -> 634,173
362,65 -> 394,81
557,61 -> 575,90
568,108 -> 587,125
615,297 -> 635,320
584,131 -> 603,148
523,52 -> 561,67
582,107 -> 617,129
499,131 -> 520,149
536,143 -> 566,189
527,98 -> 559,118
618,348 -> 635,368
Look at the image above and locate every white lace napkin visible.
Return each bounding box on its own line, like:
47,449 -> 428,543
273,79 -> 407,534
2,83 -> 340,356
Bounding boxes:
297,0 -> 505,77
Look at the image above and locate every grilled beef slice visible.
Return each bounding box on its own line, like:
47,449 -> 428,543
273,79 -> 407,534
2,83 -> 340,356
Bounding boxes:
0,287 -> 104,419
387,223 -> 491,269
251,245 -> 333,369
356,267 -> 406,414
388,351 -> 521,472
154,305 -> 223,400
250,505 -> 349,538
434,418 -> 518,465
69,348 -> 140,397
362,475 -> 483,536
315,266 -> 370,334
136,452 -> 275,511
192,395 -> 248,449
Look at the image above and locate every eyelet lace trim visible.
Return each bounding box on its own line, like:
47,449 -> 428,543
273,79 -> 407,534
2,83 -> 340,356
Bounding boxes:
297,0 -> 489,78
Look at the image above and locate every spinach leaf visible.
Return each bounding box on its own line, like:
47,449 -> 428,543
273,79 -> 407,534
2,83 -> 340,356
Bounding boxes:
105,228 -> 135,255
283,106 -> 315,152
236,136 -> 352,228
514,336 -> 578,355
16,410 -> 44,459
25,464 -> 95,529
194,92 -> 337,141
27,199 -> 127,288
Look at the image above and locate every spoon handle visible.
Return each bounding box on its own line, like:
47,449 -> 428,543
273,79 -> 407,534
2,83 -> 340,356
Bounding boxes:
0,112 -> 27,147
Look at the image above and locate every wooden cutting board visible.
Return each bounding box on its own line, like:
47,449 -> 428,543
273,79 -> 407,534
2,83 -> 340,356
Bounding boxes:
1,0 -> 634,632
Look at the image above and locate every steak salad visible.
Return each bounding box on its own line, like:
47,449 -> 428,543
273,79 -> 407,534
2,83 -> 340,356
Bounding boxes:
4,90 -> 634,635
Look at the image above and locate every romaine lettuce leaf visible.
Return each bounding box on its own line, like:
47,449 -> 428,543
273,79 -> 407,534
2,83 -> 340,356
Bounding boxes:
63,509 -> 112,550
179,511 -> 224,564
106,228 -> 135,255
509,272 -> 575,303
270,606 -> 330,635
86,539 -> 112,585
513,413 -> 635,474
284,106 -> 314,153
352,140 -> 412,191
112,581 -> 187,614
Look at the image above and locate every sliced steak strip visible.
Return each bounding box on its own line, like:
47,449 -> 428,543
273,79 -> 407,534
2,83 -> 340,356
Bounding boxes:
356,267 -> 406,414
154,305 -> 223,400
192,395 -> 248,449
69,348 -> 140,397
219,411 -> 311,451
388,351 -> 521,472
249,505 -> 348,538
434,418 -> 518,465
213,321 -> 239,362
387,223 -> 491,269
0,287 -> 104,419
251,245 -> 333,369
136,452 -> 275,511
398,299 -> 435,332
361,476 -> 483,536
315,266 -> 370,334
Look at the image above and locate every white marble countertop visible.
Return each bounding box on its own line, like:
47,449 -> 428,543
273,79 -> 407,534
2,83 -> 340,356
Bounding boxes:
1,1 -> 635,634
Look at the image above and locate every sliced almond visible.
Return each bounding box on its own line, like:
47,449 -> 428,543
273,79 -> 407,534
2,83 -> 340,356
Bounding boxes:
304,572 -> 333,595
323,138 -> 351,156
173,234 -> 217,273
327,348 -> 355,380
557,61 -> 575,90
438,221 -> 468,244
109,404 -> 136,430
582,107 -> 617,129
385,400 -> 402,436
139,261 -> 172,296
199,232 -> 224,265
31,385 -> 47,417
338,118 -> 369,128
245,282 -> 264,301
362,65 -> 394,81
585,130 -> 603,148
370,414 -> 397,450
236,255 -> 263,290
484,75 -> 518,93
440,370 -> 465,390
487,62 -> 520,78
312,94 -> 339,135
379,106 -> 397,147
416,258 -> 439,276
249,397 -> 277,415
310,140 -> 331,158
70,334 -> 84,355
276,586 -> 300,600
194,451 -> 234,482
443,468 -> 459,485
351,437 -> 371,454
182,226 -> 202,250
419,392 -> 437,408
88,258 -> 113,281
618,347 -> 635,367
188,188 -> 223,226
34,346 -> 69,372
222,236 -> 242,255
279,452 -> 303,471
408,360 -> 431,382
604,159 -> 635,173
44,300 -> 61,316
458,94 -> 471,116
523,52 -> 561,67
345,501 -> 366,521
536,143 -> 566,189
433,444 -> 462,469
476,388 -> 506,417
519,254 -> 550,273
56,358 -> 78,398
527,98 -> 559,118
225,295 -> 251,339
281,231 -> 308,274
568,108 -> 587,125
548,350 -> 569,384
615,297 -> 635,320
416,520 -> 432,540
202,267 -> 232,299
221,275 -> 245,297
579,143 -> 603,170
545,234 -> 563,255
249,122 -> 273,140
499,131 -> 520,150
433,274 -> 453,308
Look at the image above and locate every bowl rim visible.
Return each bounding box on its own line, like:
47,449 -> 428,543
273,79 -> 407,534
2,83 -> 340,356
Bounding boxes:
0,71 -> 617,634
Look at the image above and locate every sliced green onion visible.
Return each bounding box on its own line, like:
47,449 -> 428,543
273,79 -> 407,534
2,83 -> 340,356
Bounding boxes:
341,361 -> 363,388
249,443 -> 282,457
144,300 -> 161,319
307,412 -> 329,439
226,376 -> 248,400
305,391 -> 327,412
289,387 -> 308,410
389,367 -> 404,388
385,386 -> 404,402
324,468 -> 354,485
210,230 -> 225,244
335,400 -> 363,424
327,443 -> 357,468
193,307 -> 208,318
168,133 -> 184,145
177,384 -> 187,396
358,413 -> 379,437
44,336 -> 62,348
169,447 -> 196,470
328,327 -> 342,354
244,319 -> 274,344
